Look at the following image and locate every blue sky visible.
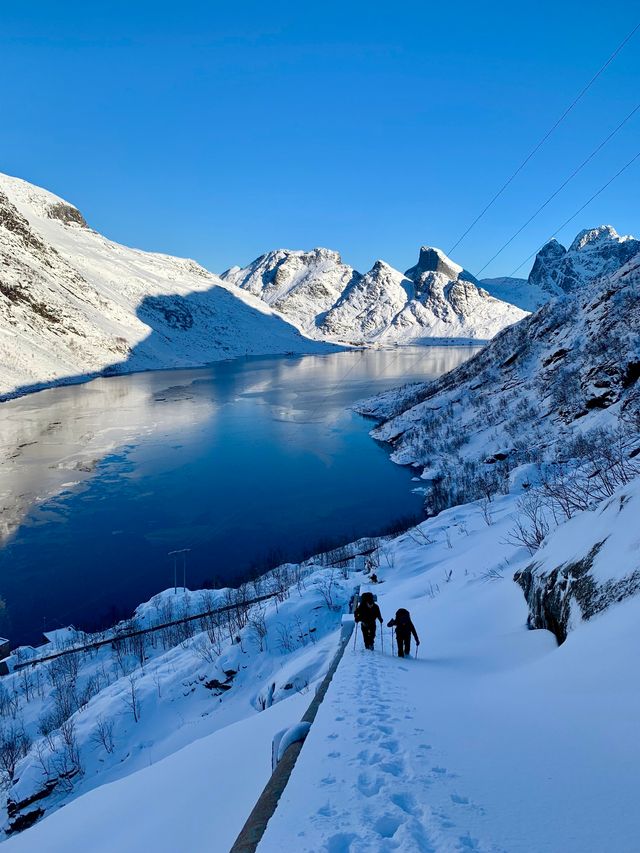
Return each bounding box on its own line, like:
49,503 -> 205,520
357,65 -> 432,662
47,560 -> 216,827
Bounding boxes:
1,1 -> 638,278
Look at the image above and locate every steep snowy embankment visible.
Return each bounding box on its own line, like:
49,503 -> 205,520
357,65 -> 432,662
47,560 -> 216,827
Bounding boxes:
0,173 -> 334,399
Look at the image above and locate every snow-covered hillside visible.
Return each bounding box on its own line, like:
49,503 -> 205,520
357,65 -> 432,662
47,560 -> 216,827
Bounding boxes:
222,246 -> 527,344
0,174 -> 334,400
359,255 -> 640,515
4,474 -> 640,852
0,561 -> 355,840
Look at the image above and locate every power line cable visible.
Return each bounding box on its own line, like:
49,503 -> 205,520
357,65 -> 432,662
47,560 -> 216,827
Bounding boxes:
447,20 -> 640,255
508,147 -> 640,277
474,101 -> 640,276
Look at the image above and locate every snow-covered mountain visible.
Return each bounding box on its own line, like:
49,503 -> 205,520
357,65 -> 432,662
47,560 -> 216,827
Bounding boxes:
480,224 -> 640,311
222,246 -> 527,344
0,174 -> 334,400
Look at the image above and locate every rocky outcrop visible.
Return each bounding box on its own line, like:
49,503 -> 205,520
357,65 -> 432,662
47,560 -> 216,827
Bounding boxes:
514,480 -> 640,644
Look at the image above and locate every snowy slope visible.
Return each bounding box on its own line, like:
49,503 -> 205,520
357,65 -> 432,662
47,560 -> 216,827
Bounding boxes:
478,276 -> 543,311
4,472 -> 640,849
0,173 -> 334,400
257,489 -> 640,853
0,565 -> 355,839
3,693 -> 309,853
358,255 -> 640,514
222,246 -> 527,345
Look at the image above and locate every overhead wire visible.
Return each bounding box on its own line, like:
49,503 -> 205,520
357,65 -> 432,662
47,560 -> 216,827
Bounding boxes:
508,147 -> 640,277
447,20 -> 640,255
474,101 -> 640,276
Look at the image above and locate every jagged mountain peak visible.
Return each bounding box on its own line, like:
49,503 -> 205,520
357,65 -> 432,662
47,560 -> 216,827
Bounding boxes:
529,224 -> 640,296
404,246 -> 462,282
568,224 -> 627,252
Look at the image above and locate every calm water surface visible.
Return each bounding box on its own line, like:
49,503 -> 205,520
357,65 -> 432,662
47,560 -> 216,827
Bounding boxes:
0,347 -> 478,645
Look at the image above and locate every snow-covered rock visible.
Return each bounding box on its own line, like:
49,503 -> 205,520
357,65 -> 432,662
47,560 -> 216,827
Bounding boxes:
515,478 -> 640,643
479,225 -> 640,312
529,225 -> 640,297
0,173 -> 334,400
223,244 -> 527,344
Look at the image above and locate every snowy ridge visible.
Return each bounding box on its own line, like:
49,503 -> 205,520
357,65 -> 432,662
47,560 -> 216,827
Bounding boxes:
222,245 -> 527,344
0,173 -> 334,400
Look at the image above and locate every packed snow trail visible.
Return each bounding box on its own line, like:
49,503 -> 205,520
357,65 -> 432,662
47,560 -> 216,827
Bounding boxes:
258,641 -> 500,853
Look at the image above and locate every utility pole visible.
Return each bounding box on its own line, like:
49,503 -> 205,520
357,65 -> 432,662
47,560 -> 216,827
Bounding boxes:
168,548 -> 191,594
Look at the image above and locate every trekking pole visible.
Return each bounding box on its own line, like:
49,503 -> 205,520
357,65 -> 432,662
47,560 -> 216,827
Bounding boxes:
381,625 -> 384,655
353,624 -> 358,652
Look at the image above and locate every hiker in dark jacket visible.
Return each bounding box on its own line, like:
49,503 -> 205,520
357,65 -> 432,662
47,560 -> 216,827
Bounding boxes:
354,591 -> 383,650
387,608 -> 420,658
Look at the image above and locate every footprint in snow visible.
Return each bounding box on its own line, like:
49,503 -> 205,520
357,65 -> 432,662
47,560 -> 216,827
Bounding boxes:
327,733 -> 339,740
390,791 -> 422,817
380,739 -> 400,754
325,832 -> 357,853
317,803 -> 337,818
320,775 -> 336,786
356,772 -> 385,797
328,751 -> 341,758
451,793 -> 470,805
373,813 -> 403,839
380,758 -> 404,777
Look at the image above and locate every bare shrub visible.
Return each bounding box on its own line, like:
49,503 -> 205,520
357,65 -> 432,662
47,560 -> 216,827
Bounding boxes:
90,715 -> 115,755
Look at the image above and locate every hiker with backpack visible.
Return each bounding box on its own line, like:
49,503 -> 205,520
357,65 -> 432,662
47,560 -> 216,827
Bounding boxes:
387,608 -> 420,658
354,591 -> 383,650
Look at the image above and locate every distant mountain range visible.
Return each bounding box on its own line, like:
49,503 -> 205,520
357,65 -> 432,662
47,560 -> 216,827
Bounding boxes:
1,171 -> 638,399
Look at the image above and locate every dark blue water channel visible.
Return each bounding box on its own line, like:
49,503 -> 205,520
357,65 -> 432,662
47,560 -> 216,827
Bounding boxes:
0,347 -> 477,645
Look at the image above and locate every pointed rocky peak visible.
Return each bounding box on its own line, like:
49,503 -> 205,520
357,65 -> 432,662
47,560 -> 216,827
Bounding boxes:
404,246 -> 478,285
568,225 -> 621,253
534,238 -> 567,260
404,246 -> 461,282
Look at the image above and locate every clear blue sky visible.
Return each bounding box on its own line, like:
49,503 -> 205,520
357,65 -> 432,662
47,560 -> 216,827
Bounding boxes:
2,1 -> 638,278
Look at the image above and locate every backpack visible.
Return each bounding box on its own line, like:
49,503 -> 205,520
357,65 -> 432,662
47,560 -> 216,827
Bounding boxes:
394,608 -> 411,628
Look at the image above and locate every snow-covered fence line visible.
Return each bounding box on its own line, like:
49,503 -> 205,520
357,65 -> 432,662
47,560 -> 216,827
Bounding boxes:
9,592 -> 279,673
230,615 -> 355,853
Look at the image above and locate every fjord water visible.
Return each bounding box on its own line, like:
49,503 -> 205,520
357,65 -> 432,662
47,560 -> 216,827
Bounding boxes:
0,347 -> 477,645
